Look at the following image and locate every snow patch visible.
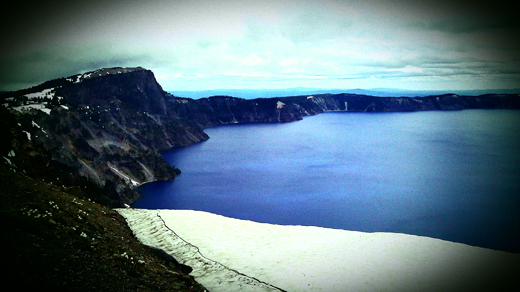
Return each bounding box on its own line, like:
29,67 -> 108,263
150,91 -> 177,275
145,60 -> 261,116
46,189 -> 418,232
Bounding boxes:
22,131 -> 31,141
3,157 -> 12,165
66,75 -> 81,83
68,72 -> 92,83
78,159 -> 102,182
25,88 -> 59,100
144,112 -> 162,125
66,68 -> 138,83
276,101 -> 285,109
108,164 -> 140,186
31,121 -> 47,134
137,162 -> 155,182
5,87 -> 63,115
120,209 -> 520,292
12,103 -> 51,115
117,209 -> 283,292
40,108 -> 51,115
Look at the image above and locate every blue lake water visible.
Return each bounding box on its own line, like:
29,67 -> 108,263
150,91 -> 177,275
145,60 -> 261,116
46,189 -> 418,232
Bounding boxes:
134,110 -> 520,252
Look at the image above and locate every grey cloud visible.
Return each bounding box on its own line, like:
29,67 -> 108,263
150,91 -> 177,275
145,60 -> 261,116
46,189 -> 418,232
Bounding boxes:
394,1 -> 520,54
0,1 -> 118,54
408,18 -> 519,35
0,45 -> 155,91
401,0 -> 520,45
281,15 -> 353,43
276,2 -> 356,43
2,0 -> 519,91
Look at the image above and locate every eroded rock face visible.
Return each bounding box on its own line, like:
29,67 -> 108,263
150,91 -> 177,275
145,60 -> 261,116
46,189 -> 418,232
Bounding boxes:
2,67 -> 205,206
2,67 -> 519,206
168,95 -> 304,127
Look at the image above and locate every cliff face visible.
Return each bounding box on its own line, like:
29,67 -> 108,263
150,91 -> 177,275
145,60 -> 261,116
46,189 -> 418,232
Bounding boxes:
171,93 -> 520,131
273,93 -> 520,114
1,67 -> 208,206
2,67 -> 519,206
168,95 -> 304,128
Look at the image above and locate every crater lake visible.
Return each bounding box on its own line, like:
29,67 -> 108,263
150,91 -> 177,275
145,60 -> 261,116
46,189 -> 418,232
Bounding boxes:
133,109 -> 520,253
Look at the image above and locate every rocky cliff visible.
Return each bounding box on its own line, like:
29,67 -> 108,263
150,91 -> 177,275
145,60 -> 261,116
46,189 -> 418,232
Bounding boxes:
1,67 -> 207,206
2,67 -> 519,206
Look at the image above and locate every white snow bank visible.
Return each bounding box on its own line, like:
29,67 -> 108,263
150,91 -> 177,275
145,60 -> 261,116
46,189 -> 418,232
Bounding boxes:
3,157 -> 12,165
118,209 -> 520,292
40,108 -> 51,115
22,130 -> 31,141
117,209 -> 283,292
25,88 -> 58,100
12,103 -> 51,115
67,73 -> 91,83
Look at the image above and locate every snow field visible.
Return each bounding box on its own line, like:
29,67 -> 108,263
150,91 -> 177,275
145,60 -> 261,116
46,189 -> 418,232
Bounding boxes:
118,209 -> 520,292
117,209 -> 284,292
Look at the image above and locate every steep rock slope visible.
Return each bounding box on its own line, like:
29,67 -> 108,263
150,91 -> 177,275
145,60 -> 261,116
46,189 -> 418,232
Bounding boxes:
169,95 -> 304,128
2,68 -> 207,205
0,164 -> 206,291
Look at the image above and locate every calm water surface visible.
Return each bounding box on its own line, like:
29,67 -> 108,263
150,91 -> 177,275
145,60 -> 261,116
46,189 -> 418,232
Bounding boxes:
134,110 -> 520,252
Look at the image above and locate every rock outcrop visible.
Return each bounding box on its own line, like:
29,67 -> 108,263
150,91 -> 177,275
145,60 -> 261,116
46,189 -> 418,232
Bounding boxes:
1,67 -> 204,206
2,67 -> 519,206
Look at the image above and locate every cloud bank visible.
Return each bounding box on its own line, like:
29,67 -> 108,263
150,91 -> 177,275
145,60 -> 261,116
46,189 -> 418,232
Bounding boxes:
1,0 -> 519,91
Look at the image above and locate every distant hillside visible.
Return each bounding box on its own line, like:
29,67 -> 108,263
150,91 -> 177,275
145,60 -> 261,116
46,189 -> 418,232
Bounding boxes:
170,88 -> 520,99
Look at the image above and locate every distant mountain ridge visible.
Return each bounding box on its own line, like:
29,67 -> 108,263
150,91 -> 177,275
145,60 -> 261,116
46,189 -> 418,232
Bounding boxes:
2,66 -> 520,206
170,88 -> 520,99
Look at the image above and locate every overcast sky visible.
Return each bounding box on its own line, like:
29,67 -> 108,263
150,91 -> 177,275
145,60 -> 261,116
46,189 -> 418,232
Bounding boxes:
1,0 -> 519,91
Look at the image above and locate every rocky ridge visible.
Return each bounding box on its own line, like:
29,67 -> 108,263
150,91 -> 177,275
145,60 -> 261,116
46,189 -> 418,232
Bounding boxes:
2,68 -> 203,206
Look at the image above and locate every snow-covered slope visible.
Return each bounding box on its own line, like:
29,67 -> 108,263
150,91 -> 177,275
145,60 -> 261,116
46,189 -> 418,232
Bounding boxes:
117,209 -> 519,292
117,208 -> 284,291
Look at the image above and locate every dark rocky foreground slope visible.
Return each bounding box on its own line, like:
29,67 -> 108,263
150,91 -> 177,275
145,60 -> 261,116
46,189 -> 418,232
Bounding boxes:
0,163 -> 206,291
